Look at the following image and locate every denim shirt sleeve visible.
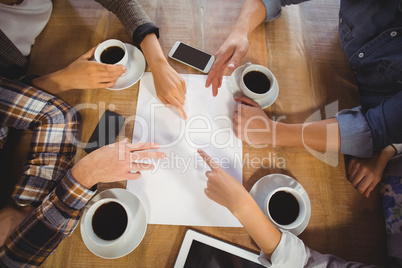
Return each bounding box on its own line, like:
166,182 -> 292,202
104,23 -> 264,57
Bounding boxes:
364,91 -> 402,152
337,90 -> 402,157
261,0 -> 312,21
336,106 -> 373,158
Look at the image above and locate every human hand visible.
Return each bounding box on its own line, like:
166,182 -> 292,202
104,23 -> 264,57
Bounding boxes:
153,62 -> 187,120
347,146 -> 396,197
57,46 -> 127,90
197,149 -> 250,214
71,139 -> 165,189
206,32 -> 249,96
233,97 -> 272,145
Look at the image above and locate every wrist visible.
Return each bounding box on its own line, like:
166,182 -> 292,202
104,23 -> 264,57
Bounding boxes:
32,70 -> 68,94
380,145 -> 397,161
70,159 -> 97,189
229,27 -> 249,41
231,191 -> 255,219
147,55 -> 169,72
275,122 -> 300,147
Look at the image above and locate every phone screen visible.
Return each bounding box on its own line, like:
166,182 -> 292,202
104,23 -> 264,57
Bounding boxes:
172,43 -> 212,70
84,110 -> 125,154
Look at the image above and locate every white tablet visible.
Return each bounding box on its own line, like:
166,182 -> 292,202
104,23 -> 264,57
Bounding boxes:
174,229 -> 264,268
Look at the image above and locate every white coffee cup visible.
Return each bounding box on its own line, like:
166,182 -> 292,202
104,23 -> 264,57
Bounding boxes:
264,186 -> 306,231
83,197 -> 132,247
94,39 -> 130,76
239,64 -> 278,101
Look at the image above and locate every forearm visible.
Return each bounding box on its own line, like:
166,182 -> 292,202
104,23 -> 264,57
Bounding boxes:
140,33 -> 169,71
232,193 -> 281,258
275,118 -> 340,152
232,0 -> 267,38
32,70 -> 68,94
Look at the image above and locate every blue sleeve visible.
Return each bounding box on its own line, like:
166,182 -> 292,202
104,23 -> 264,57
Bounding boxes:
336,107 -> 373,157
336,91 -> 402,157
261,0 -> 312,21
364,91 -> 402,151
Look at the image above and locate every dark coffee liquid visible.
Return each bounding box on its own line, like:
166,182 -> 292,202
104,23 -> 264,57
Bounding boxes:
92,201 -> 128,240
100,46 -> 125,64
243,71 -> 271,94
268,191 -> 300,225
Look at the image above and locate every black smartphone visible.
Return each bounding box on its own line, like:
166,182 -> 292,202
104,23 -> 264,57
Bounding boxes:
84,110 -> 125,154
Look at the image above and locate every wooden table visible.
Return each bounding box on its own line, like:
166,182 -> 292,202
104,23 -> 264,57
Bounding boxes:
8,0 -> 387,266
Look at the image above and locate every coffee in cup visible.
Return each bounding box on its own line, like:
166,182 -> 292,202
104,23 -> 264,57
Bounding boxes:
239,64 -> 278,102
264,186 -> 306,230
92,201 -> 128,241
84,197 -> 132,246
94,39 -> 130,75
268,190 -> 299,225
100,46 -> 125,65
243,70 -> 271,94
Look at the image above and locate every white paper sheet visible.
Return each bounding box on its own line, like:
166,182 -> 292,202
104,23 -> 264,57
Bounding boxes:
127,72 -> 242,227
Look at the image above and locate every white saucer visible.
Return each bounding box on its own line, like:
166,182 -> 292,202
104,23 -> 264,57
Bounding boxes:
227,63 -> 279,109
80,188 -> 147,259
249,174 -> 311,236
107,43 -> 146,90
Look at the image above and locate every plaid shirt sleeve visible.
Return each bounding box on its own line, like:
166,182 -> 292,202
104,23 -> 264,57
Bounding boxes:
0,170 -> 96,268
0,77 -> 80,207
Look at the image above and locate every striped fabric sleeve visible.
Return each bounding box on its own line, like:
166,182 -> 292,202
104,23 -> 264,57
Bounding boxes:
0,171 -> 96,267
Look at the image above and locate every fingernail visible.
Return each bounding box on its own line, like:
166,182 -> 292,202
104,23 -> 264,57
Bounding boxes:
228,63 -> 235,69
161,153 -> 166,158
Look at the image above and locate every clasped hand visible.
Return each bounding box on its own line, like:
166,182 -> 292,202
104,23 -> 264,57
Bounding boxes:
233,97 -> 273,145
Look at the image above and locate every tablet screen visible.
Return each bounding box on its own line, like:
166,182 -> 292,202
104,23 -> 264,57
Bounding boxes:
184,240 -> 264,268
174,230 -> 264,268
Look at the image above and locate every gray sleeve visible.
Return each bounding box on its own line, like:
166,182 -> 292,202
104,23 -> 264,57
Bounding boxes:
261,0 -> 312,21
391,144 -> 402,156
94,0 -> 154,39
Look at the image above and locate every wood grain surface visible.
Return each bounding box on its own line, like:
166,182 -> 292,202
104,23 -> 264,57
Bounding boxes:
2,0 -> 387,267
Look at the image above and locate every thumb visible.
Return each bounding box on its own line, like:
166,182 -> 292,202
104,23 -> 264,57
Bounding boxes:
80,46 -> 97,60
125,171 -> 142,181
227,50 -> 244,70
234,97 -> 261,108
